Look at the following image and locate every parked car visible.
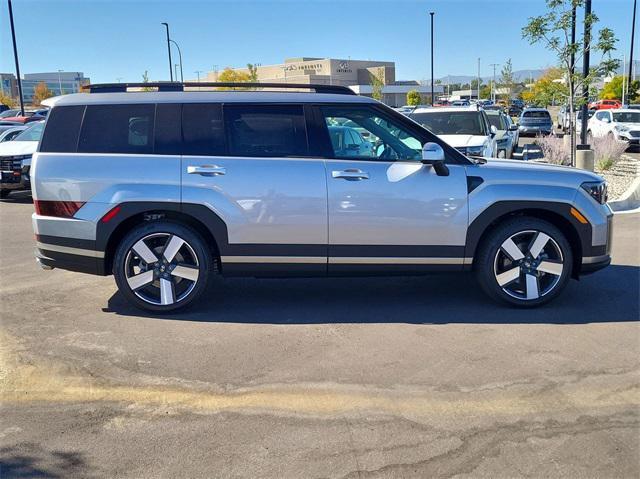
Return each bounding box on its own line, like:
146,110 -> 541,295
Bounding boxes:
0,120 -> 23,135
575,109 -> 596,136
1,113 -> 46,124
0,125 -> 29,142
508,105 -> 522,117
409,106 -> 497,157
587,109 -> 640,148
327,126 -> 375,157
0,109 -> 21,118
627,104 -> 640,110
31,83 -> 612,311
518,108 -> 553,136
451,100 -> 470,107
511,99 -> 525,109
486,110 -> 518,158
588,99 -> 622,110
0,121 -> 44,198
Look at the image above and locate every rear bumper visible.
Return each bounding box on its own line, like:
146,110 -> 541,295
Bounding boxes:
0,165 -> 30,191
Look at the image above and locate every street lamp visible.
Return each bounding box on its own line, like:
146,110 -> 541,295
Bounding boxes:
489,63 -> 499,102
169,39 -> 183,82
57,69 -> 63,95
429,12 -> 435,106
161,22 -> 173,81
7,0 -> 25,115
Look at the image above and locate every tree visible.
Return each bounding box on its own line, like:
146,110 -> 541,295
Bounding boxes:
527,67 -> 569,106
141,70 -> 153,92
500,59 -> 515,104
246,63 -> 259,82
522,0 -> 619,165
369,67 -> 384,101
0,92 -> 15,108
32,81 -> 53,106
217,67 -> 252,89
480,84 -> 492,100
600,75 -> 639,101
406,90 -> 422,106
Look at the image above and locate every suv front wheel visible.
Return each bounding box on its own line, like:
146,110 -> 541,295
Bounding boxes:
475,217 -> 573,307
113,221 -> 213,312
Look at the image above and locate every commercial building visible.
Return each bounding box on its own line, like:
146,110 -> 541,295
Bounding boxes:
21,72 -> 90,104
0,73 -> 18,98
195,58 -> 442,107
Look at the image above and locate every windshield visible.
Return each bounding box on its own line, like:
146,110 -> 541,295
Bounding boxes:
410,111 -> 486,135
486,114 -> 502,129
612,111 -> 640,123
14,122 -> 44,141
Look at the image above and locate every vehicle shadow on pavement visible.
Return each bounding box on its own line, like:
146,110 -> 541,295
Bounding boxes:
0,191 -> 32,204
105,264 -> 639,325
0,443 -> 93,479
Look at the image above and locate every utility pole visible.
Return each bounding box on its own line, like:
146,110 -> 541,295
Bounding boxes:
57,69 -> 63,95
489,63 -> 499,102
8,0 -> 25,115
194,70 -> 203,82
629,0 -> 637,100
579,0 -> 592,146
477,58 -> 481,100
161,22 -> 173,82
430,12 -> 435,106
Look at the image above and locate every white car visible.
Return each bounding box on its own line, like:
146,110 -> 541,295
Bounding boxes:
587,109 -> 640,148
0,121 -> 43,198
409,106 -> 497,157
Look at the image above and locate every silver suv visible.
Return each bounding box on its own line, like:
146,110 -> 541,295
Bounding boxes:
32,82 -> 612,312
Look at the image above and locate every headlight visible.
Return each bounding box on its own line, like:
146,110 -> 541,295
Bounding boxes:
581,181 -> 608,204
466,146 -> 484,156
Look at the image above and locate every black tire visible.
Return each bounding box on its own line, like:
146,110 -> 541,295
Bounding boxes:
0,190 -> 10,199
113,221 -> 214,313
475,217 -> 573,307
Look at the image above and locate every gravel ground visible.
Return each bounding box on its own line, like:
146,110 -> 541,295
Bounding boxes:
596,154 -> 640,200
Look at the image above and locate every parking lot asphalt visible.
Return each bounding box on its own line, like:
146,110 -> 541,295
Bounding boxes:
1,193 -> 639,478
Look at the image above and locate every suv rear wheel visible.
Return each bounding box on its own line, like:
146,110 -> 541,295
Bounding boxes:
475,217 -> 572,307
113,221 -> 213,312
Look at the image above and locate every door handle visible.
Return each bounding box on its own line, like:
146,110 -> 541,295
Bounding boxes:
187,165 -> 226,176
332,169 -> 370,180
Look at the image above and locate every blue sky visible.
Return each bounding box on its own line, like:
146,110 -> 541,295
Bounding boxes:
0,0 -> 636,83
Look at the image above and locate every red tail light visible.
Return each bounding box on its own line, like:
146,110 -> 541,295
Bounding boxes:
34,200 -> 85,218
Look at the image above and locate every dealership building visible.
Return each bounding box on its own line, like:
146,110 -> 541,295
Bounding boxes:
197,57 -> 442,106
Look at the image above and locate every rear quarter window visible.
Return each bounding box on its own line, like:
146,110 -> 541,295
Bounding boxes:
78,104 -> 155,154
39,105 -> 85,152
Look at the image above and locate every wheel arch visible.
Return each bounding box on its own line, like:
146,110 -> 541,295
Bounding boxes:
98,202 -> 229,275
466,201 -> 589,279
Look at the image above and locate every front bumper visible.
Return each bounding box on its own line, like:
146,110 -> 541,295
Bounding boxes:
581,254 -> 611,274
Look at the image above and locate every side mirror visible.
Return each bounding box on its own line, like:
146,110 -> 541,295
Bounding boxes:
490,125 -> 498,137
421,142 -> 449,176
508,124 -> 518,131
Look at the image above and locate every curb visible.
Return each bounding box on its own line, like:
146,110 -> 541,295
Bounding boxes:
609,176 -> 640,214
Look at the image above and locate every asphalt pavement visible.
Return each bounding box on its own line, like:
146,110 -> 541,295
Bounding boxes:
1,193 -> 638,478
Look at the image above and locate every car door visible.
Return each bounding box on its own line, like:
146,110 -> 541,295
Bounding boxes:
592,111 -> 607,137
180,102 -> 328,276
316,104 -> 469,274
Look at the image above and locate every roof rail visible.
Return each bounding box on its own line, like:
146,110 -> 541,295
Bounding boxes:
86,82 -> 357,95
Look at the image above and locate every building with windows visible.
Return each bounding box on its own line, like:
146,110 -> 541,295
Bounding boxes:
193,58 -> 442,107
21,72 -> 90,104
0,73 -> 18,98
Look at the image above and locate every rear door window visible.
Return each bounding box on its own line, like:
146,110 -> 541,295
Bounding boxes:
78,104 -> 155,154
223,104 -> 308,157
39,105 -> 84,152
182,103 -> 226,156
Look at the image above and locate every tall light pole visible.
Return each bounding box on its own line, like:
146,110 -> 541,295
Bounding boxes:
161,22 -> 173,82
194,70 -> 203,82
57,69 -> 63,95
477,58 -> 481,100
169,39 -> 183,82
629,0 -> 637,100
489,63 -> 499,102
579,0 -> 592,147
8,0 -> 25,115
430,12 -> 435,105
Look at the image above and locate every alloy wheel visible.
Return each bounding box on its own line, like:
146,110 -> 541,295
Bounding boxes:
124,232 -> 200,306
493,230 -> 564,301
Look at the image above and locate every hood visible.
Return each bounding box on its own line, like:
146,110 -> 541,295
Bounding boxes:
0,140 -> 38,157
438,134 -> 485,148
472,158 -> 603,186
614,122 -> 640,129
